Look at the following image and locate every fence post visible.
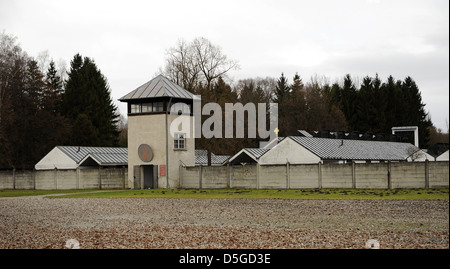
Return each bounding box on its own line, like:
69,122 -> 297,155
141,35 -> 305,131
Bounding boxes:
425,159 -> 429,189
352,161 -> 356,189
318,162 -> 322,189
76,168 -> 80,189
33,169 -> 36,190
54,168 -> 57,190
228,165 -> 232,188
256,163 -> 260,189
387,161 -> 392,189
12,169 -> 16,190
286,162 -> 290,189
98,167 -> 102,190
179,163 -> 182,188
122,167 -> 126,189
226,163 -> 230,188
199,165 -> 202,189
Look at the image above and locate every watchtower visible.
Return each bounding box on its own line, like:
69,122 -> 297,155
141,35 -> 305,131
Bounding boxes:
119,75 -> 195,189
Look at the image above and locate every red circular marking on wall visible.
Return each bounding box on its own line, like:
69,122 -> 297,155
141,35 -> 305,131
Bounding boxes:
138,144 -> 153,162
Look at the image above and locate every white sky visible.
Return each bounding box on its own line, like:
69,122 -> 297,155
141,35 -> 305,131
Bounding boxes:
1,0 -> 449,131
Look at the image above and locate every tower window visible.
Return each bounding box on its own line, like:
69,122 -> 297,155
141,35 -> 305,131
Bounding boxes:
174,133 -> 185,150
141,103 -> 153,113
131,104 -> 141,114
129,102 -> 166,114
153,102 -> 164,112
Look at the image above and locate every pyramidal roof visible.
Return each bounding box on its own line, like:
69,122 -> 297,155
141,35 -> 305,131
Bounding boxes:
119,74 -> 194,101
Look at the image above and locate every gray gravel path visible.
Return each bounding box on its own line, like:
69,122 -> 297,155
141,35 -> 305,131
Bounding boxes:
0,196 -> 448,249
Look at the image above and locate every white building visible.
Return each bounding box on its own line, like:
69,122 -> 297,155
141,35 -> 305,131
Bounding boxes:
35,146 -> 128,170
436,150 -> 449,161
228,136 -> 433,165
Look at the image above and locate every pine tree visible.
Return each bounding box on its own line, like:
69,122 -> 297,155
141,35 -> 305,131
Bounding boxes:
382,75 -> 400,133
291,72 -> 304,93
272,73 -> 290,103
400,76 -> 431,147
271,73 -> 292,136
339,74 -> 358,131
371,74 -> 385,134
61,54 -> 119,147
43,60 -> 63,113
71,113 -> 100,146
356,76 -> 374,132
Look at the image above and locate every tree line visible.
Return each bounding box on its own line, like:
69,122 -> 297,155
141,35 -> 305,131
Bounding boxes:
0,32 -> 120,169
266,72 -> 434,148
162,38 -> 446,159
1,33 -> 447,169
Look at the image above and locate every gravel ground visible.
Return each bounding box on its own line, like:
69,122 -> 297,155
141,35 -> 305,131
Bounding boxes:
0,195 -> 448,249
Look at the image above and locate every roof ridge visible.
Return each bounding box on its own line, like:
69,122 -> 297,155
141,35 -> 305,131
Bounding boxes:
119,74 -> 194,101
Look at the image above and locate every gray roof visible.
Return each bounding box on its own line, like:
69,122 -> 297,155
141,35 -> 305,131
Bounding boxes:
83,152 -> 128,165
228,148 -> 270,164
119,74 -> 194,101
195,150 -> 230,165
297,130 -> 313,137
245,148 -> 270,159
289,136 -> 419,161
57,146 -> 128,165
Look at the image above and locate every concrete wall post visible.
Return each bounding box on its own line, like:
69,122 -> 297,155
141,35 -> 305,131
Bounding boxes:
387,161 -> 392,189
199,165 -> 202,189
318,162 -> 322,189
352,161 -> 356,189
286,162 -> 290,189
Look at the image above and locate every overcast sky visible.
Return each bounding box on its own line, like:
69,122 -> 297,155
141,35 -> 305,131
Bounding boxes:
1,0 -> 449,131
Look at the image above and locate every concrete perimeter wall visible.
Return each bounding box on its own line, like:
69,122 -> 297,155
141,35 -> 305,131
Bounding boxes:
3,162 -> 447,190
0,168 -> 127,190
180,161 -> 449,189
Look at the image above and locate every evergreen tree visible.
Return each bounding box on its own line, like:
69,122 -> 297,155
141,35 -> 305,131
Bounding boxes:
291,72 -> 304,93
338,74 -> 358,131
272,73 -> 290,103
43,60 -> 63,113
238,80 -> 266,104
271,73 -> 291,136
71,113 -> 100,146
370,74 -> 385,133
14,59 -> 44,168
327,74 -> 432,147
356,76 -> 375,132
38,60 -> 71,157
61,54 -> 119,146
400,76 -> 431,147
303,82 -> 347,133
382,75 -> 400,133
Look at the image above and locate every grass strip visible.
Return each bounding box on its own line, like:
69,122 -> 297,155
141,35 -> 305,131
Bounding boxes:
0,189 -> 104,197
39,188 -> 449,200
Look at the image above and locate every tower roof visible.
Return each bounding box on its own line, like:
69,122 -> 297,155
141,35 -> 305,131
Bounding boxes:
119,74 -> 194,102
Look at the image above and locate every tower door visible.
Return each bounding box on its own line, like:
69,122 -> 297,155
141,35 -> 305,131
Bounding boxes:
133,165 -> 141,189
143,165 -> 156,189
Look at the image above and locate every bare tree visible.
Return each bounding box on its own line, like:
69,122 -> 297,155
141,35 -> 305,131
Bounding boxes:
192,37 -> 240,90
161,37 -> 239,92
162,39 -> 201,92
